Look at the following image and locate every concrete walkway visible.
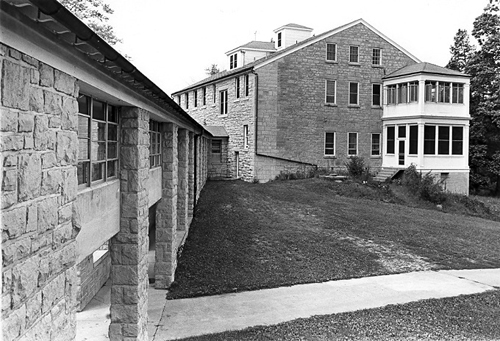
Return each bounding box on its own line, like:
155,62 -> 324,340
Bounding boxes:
77,269 -> 500,341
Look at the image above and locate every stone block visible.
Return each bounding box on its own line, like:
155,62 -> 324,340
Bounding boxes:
0,134 -> 24,151
41,168 -> 62,195
2,206 -> 26,240
112,266 -> 138,285
9,47 -> 21,60
31,231 -> 52,253
1,59 -> 30,110
53,221 -> 73,247
22,54 -> 38,66
1,191 -> 17,209
56,131 -> 77,165
43,90 -> 62,115
54,69 -> 75,95
25,291 -> 42,328
18,112 -> 34,132
18,153 -> 41,201
37,196 -> 59,232
12,256 -> 39,307
62,97 -> 78,131
2,237 -> 31,267
110,304 -> 139,324
26,203 -> 38,233
2,168 -> 16,191
49,114 -> 62,128
29,86 -> 44,113
41,272 -> 65,313
41,151 -> 57,169
2,302 -> 25,340
3,154 -> 17,167
23,133 -> 34,149
30,68 -> 40,84
39,63 -> 54,88
58,203 -> 72,224
34,114 -> 49,150
0,108 -> 17,132
61,167 -> 77,204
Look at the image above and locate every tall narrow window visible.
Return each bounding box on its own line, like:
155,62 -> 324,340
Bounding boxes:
438,82 -> 451,103
243,125 -> 249,149
185,93 -> 189,109
425,81 -> 437,102
349,46 -> 359,63
372,84 -> 381,106
398,83 -> 407,104
149,120 -> 161,168
424,125 -> 436,154
213,84 -> 216,103
230,54 -> 238,69
277,32 -> 282,47
349,82 -> 359,105
220,89 -> 228,115
211,140 -> 221,154
325,80 -> 336,104
325,132 -> 335,156
409,82 -> 418,102
452,83 -> 464,103
387,85 -> 397,104
438,126 -> 450,154
348,132 -> 358,156
371,133 -> 380,156
372,48 -> 381,65
236,77 -> 240,98
452,126 -> 463,155
194,90 -> 198,107
245,74 -> 249,96
409,125 -> 418,154
387,126 -> 395,154
326,43 -> 337,61
398,125 -> 406,138
202,87 -> 206,106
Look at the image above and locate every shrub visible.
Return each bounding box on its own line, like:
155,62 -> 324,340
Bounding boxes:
401,165 -> 446,204
345,156 -> 366,177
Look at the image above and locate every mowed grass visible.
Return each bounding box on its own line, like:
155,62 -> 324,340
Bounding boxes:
167,178 -> 500,299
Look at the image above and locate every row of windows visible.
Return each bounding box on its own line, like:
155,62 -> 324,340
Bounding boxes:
326,43 -> 382,66
387,81 -> 464,105
324,132 -> 381,157
325,80 -> 382,106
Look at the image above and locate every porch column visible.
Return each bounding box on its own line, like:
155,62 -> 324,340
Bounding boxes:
155,123 -> 178,288
177,129 -> 189,231
188,132 -> 195,222
109,107 -> 149,341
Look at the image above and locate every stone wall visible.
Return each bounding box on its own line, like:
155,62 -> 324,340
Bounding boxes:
1,44 -> 79,341
254,155 -> 317,182
208,138 -> 230,179
77,251 -> 111,311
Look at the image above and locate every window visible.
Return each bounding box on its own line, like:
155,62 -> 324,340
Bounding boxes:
277,32 -> 282,47
185,93 -> 189,109
409,82 -> 418,102
398,83 -> 407,104
176,95 -> 180,105
409,125 -> 418,154
372,48 -> 381,65
194,90 -> 198,107
424,125 -> 436,154
438,82 -> 450,103
230,54 -> 238,69
386,126 -> 395,154
325,132 -> 335,156
438,126 -> 450,155
236,77 -> 240,99
349,82 -> 359,105
211,140 -> 221,153
326,43 -> 337,61
452,83 -> 464,103
398,125 -> 406,138
220,89 -> 228,115
372,84 -> 381,106
243,125 -> 249,149
202,87 -> 206,106
371,133 -> 380,156
77,94 -> 118,186
452,126 -> 463,155
213,84 -> 216,103
349,46 -> 359,63
245,74 -> 249,96
347,132 -> 358,156
387,85 -> 397,104
325,80 -> 336,104
425,81 -> 437,102
149,120 -> 161,168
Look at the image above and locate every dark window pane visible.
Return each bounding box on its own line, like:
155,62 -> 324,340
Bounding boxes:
452,126 -> 463,155
108,142 -> 117,159
77,162 -> 89,185
409,126 -> 418,154
424,126 -> 436,154
92,162 -> 105,181
78,116 -> 89,137
108,105 -> 118,123
91,141 -> 106,161
78,138 -> 89,160
387,126 -> 395,154
95,122 -> 106,141
78,95 -> 89,115
108,124 -> 118,141
398,126 -> 406,138
349,83 -> 358,104
372,84 -> 381,106
93,100 -> 105,120
438,126 -> 450,154
107,160 -> 117,178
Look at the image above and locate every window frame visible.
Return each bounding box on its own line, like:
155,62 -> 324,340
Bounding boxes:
371,133 -> 381,156
211,139 -> 222,154
194,89 -> 198,108
452,126 -> 463,155
277,32 -> 282,47
386,126 -> 395,154
324,132 -> 335,157
424,125 -> 436,155
325,80 -> 336,105
236,77 -> 240,99
213,84 -> 216,104
245,74 -> 249,97
202,87 -> 206,106
219,89 -> 228,116
452,83 -> 464,104
409,125 -> 418,155
149,120 -> 161,168
243,125 -> 249,149
387,85 -> 397,105
349,46 -> 359,64
326,43 -> 337,62
409,82 -> 419,102
347,132 -> 358,156
372,83 -> 381,106
185,92 -> 189,109
348,82 -> 359,106
372,48 -> 382,66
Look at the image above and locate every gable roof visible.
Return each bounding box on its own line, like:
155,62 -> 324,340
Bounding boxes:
383,62 -> 470,79
225,41 -> 276,55
274,23 -> 313,32
205,126 -> 229,137
173,18 -> 421,95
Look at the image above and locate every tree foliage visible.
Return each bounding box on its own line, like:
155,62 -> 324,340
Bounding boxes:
445,29 -> 475,72
448,0 -> 500,194
59,0 -> 122,46
205,64 -> 220,76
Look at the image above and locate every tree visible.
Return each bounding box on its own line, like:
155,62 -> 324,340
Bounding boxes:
445,29 -> 475,72
205,64 -> 220,76
59,0 -> 122,46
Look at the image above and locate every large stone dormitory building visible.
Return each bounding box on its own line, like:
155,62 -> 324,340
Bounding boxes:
1,0 -> 212,340
173,20 -> 470,194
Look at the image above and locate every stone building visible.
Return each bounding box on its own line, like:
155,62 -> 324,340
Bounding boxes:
173,19 -> 470,193
1,1 -> 211,340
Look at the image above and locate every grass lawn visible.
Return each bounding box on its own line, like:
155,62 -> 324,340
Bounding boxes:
179,290 -> 500,341
167,178 -> 500,300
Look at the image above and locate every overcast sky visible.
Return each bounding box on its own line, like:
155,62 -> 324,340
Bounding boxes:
105,0 -> 487,96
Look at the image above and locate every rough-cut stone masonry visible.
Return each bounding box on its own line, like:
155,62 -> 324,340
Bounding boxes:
77,251 -> 110,311
1,43 -> 79,341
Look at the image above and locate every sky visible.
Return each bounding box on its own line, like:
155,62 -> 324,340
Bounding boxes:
104,0 -> 487,96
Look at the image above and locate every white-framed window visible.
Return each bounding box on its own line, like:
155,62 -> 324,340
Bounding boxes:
409,82 -> 418,102
149,120 -> 161,168
372,84 -> 381,106
425,81 -> 437,102
326,43 -> 337,62
409,125 -> 418,155
424,125 -> 463,155
438,82 -> 451,103
349,46 -> 359,63
245,74 -> 249,96
452,126 -> 463,155
243,125 -> 249,149
386,126 -> 395,154
213,84 -> 216,103
176,95 -> 180,105
371,133 -> 380,156
347,132 -> 358,156
372,48 -> 382,65
349,82 -> 359,105
277,32 -> 282,47
230,54 -> 238,69
397,83 -> 407,104
325,80 -> 336,104
424,125 -> 436,154
220,89 -> 228,115
185,93 -> 189,109
194,90 -> 198,107
452,83 -> 464,103
202,87 -> 206,106
236,77 -> 240,99
77,94 -> 118,187
324,132 -> 335,156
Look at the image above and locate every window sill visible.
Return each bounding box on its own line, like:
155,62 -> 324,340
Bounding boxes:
323,155 -> 336,159
372,65 -> 383,68
325,60 -> 338,64
348,62 -> 360,66
324,103 -> 337,107
370,155 -> 381,159
78,177 -> 119,194
348,105 -> 360,108
218,114 -> 228,118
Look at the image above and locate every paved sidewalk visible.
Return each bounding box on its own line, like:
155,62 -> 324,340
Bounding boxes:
77,268 -> 500,341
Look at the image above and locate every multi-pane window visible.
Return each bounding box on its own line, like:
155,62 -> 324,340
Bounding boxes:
194,90 -> 198,107
438,82 -> 451,103
202,87 -> 206,106
325,80 -> 336,104
349,82 -> 359,105
438,126 -> 450,154
424,125 -> 436,154
386,126 -> 395,154
425,81 -> 437,102
211,140 -> 221,153
398,125 -> 406,138
185,93 -> 189,109
277,32 -> 282,47
149,120 -> 161,168
347,132 -> 358,156
230,54 -> 238,69
372,48 -> 381,65
236,77 -> 240,98
452,83 -> 464,103
409,125 -> 418,154
243,125 -> 249,149
372,84 -> 381,106
452,127 -> 463,155
245,74 -> 249,96
409,82 -> 419,102
371,133 -> 380,156
397,83 -> 407,103
220,89 -> 228,115
213,85 -> 216,103
326,43 -> 337,61
349,46 -> 359,63
325,132 -> 335,156
424,125 -> 463,155
77,94 -> 118,186
387,85 -> 397,104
